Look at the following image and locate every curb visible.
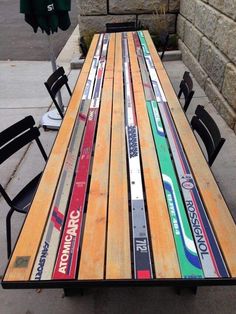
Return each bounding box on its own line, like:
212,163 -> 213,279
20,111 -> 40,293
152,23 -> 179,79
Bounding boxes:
71,57 -> 84,69
57,25 -> 81,67
161,50 -> 182,61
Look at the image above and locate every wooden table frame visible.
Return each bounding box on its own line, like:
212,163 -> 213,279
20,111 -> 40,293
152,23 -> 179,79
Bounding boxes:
2,31 -> 236,290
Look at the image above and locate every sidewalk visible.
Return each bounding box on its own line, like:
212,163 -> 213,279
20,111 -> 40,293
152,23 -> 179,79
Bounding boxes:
0,26 -> 236,314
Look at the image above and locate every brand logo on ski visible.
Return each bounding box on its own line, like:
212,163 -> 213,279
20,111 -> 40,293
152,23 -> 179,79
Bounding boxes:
135,238 -> 148,253
181,177 -> 194,191
34,242 -> 49,280
185,200 -> 209,259
57,209 -> 80,275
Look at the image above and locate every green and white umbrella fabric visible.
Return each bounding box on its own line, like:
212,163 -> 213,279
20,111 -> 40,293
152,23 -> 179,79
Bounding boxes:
20,1 -> 72,128
20,0 -> 71,35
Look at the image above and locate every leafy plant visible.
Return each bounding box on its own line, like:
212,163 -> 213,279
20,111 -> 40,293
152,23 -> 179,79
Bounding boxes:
152,3 -> 168,36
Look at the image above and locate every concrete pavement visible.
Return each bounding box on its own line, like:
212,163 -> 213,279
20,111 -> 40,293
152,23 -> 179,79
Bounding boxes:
0,27 -> 236,314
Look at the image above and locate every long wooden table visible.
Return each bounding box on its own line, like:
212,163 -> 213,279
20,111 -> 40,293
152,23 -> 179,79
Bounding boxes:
2,31 -> 236,289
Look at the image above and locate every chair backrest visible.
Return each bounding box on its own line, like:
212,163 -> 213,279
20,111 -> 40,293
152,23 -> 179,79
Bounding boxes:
79,36 -> 88,58
0,116 -> 47,206
0,116 -> 47,165
44,66 -> 72,118
106,22 -> 137,33
159,31 -> 169,60
183,71 -> 193,91
191,105 -> 225,166
177,71 -> 195,112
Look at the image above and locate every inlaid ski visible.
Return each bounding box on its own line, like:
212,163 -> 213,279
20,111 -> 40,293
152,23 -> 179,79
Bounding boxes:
31,34 -> 104,281
133,32 -> 203,278
122,32 -> 153,279
137,31 -> 229,278
52,33 -> 109,280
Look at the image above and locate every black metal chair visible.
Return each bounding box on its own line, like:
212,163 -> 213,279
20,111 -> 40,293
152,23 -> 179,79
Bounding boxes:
159,31 -> 169,60
106,22 -> 137,33
79,36 -> 88,58
177,71 -> 195,112
44,66 -> 72,119
0,116 -> 47,258
191,105 -> 225,166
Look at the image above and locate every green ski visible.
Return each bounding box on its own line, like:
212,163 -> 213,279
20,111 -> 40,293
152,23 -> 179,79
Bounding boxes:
147,100 -> 203,278
133,32 -> 203,278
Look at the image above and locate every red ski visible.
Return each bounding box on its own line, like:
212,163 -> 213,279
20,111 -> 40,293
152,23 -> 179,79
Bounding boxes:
52,34 -> 109,279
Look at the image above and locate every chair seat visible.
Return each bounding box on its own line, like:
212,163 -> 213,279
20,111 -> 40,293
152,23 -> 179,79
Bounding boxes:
12,173 -> 42,214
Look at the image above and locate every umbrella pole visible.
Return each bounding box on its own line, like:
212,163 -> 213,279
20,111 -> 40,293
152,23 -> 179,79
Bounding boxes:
48,34 -> 64,113
41,35 -> 64,130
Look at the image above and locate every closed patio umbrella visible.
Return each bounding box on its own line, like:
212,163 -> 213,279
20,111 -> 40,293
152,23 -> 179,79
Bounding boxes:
20,0 -> 72,129
20,0 -> 71,35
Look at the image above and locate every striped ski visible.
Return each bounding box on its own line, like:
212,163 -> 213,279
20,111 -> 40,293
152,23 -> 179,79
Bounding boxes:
137,31 -> 229,278
52,34 -> 110,280
122,32 -> 153,279
133,32 -> 203,278
31,35 -> 104,281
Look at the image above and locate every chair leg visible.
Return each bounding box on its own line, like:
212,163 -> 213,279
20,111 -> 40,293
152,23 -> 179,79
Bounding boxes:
160,50 -> 165,60
175,287 -> 181,295
63,288 -> 84,297
177,89 -> 182,99
6,208 -> 14,259
63,288 -> 70,297
191,286 -> 198,295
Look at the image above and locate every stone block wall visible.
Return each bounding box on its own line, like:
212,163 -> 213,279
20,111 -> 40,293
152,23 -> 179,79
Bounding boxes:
178,0 -> 236,131
77,0 -> 180,37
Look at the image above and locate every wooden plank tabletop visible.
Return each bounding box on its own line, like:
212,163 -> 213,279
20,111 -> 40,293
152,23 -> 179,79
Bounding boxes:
105,33 -> 131,279
2,31 -> 236,287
